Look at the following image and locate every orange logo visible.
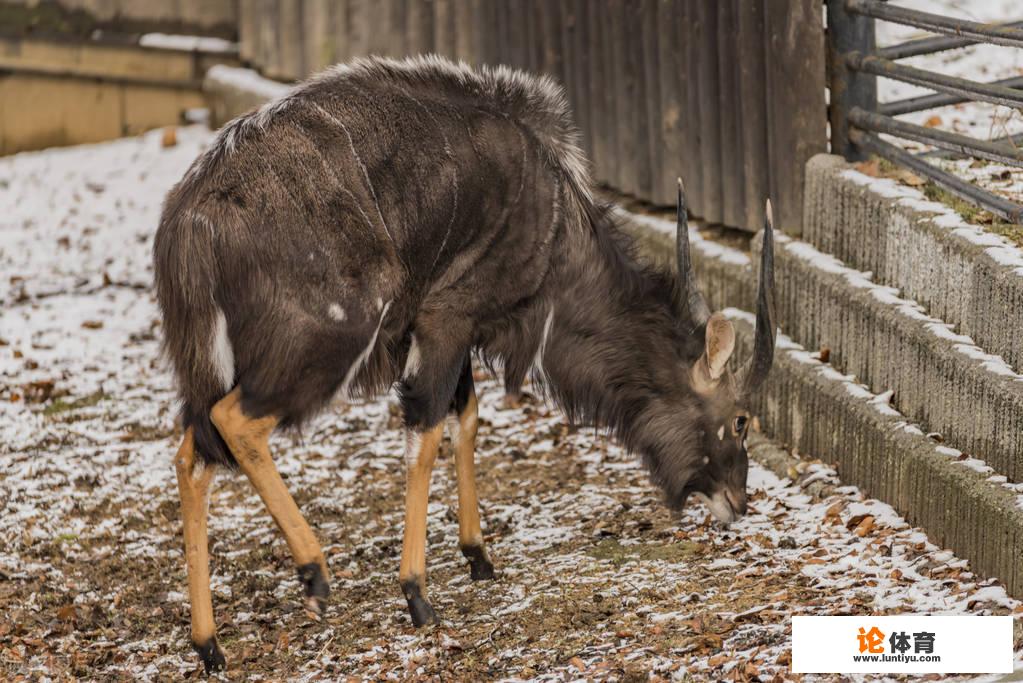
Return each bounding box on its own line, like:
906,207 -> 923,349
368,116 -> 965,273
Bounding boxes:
857,626 -> 886,654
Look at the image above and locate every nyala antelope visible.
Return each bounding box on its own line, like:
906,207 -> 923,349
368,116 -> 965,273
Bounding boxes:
155,55 -> 776,673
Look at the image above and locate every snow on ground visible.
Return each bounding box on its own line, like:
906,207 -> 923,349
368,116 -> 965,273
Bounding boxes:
1,128 -> 1021,681
877,1 -> 1023,205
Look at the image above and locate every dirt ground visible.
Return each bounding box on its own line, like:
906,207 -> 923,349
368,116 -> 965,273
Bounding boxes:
2,129 -> 1021,682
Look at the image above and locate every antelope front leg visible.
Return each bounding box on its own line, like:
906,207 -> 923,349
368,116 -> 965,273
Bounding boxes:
449,360 -> 495,579
399,423 -> 444,626
174,428 -> 225,674
211,389 -> 330,615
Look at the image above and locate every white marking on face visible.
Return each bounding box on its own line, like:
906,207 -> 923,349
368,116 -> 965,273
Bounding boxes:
338,300 -> 392,399
211,307 -> 234,391
328,303 -> 346,322
403,335 -> 422,379
717,425 -> 725,440
694,491 -> 737,524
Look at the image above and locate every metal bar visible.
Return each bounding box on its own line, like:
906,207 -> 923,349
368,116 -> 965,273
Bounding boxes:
850,107 -> 1023,167
848,53 -> 1023,109
877,20 -> 1023,60
827,0 -> 876,161
850,128 -> 1023,223
922,133 -> 1023,160
846,0 -> 1023,50
879,75 -> 1023,116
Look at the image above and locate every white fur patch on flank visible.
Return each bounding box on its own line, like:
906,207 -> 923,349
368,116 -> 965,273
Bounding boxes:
211,307 -> 234,391
403,335 -> 422,379
404,430 -> 423,467
328,303 -> 346,322
533,307 -> 555,373
339,301 -> 392,399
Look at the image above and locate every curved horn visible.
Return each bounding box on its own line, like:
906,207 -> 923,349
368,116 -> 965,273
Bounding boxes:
741,199 -> 777,395
676,178 -> 710,329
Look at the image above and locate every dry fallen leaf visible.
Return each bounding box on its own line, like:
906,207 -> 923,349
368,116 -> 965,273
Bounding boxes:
854,515 -> 876,537
924,115 -> 943,128
161,127 -> 178,148
854,158 -> 881,177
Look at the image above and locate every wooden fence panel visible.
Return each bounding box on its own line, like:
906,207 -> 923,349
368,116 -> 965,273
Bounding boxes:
737,0 -> 770,230
234,0 -> 827,234
764,0 -> 826,235
717,0 -> 744,228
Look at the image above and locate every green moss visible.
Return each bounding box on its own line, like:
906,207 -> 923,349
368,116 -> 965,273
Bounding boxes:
866,155 -> 1023,248
987,222 -> 1023,248
43,390 -> 107,416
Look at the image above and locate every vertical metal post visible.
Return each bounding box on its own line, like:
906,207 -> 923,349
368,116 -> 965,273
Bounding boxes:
827,0 -> 877,160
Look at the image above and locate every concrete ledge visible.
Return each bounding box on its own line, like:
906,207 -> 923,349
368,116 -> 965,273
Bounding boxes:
202,65 -> 291,128
614,209 -> 755,314
728,310 -> 1023,597
759,231 -> 1023,481
804,153 -> 1023,372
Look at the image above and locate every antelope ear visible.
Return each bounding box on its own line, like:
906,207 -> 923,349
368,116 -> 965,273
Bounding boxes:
692,313 -> 736,391
704,313 -> 736,379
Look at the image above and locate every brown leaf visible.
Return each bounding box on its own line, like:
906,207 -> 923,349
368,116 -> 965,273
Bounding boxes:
776,650 -> 792,665
924,115 -> 943,128
894,169 -> 926,186
57,604 -> 76,622
818,346 -> 831,364
855,158 -> 881,177
161,127 -> 178,148
569,656 -> 586,671
81,320 -> 104,330
854,515 -> 876,537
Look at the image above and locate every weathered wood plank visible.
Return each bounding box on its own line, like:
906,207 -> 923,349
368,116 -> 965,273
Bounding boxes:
717,0 -> 744,227
640,0 -> 664,204
737,0 -> 770,231
764,0 -> 827,235
696,0 -> 723,224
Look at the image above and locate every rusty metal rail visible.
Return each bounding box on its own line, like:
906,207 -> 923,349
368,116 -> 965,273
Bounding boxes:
828,0 -> 1023,222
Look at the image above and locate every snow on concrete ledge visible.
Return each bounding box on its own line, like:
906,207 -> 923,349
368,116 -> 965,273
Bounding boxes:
761,227 -> 1023,483
724,308 -> 1023,597
804,153 -> 1023,374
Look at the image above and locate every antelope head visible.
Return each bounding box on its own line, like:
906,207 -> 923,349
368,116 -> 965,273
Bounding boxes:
675,180 -> 776,524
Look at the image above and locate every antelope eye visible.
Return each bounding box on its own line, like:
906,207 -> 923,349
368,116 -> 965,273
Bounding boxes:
733,415 -> 748,434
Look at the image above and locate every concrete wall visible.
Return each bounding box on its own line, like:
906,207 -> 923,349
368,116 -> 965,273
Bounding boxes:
0,36 -> 238,154
0,0 -> 238,38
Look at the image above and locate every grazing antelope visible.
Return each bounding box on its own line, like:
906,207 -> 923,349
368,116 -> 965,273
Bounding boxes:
154,55 -> 775,673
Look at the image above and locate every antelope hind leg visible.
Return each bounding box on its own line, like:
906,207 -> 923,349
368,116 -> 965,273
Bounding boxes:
174,428 -> 226,674
398,423 -> 445,626
210,388 -> 330,615
449,360 -> 495,580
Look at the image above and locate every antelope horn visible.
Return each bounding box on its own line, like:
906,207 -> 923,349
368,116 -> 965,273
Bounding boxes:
676,178 -> 710,329
740,199 -> 777,395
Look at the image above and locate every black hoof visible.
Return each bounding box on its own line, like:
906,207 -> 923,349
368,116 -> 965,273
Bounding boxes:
193,637 -> 226,675
462,545 -> 496,581
297,561 -> 330,614
401,580 -> 439,627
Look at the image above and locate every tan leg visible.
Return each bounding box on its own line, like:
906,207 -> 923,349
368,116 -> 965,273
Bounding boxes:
398,423 -> 445,626
174,428 -> 225,674
210,388 -> 329,615
450,390 -> 495,580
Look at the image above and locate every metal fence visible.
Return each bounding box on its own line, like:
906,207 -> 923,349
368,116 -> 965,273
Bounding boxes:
828,0 -> 1023,223
238,0 -> 827,234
